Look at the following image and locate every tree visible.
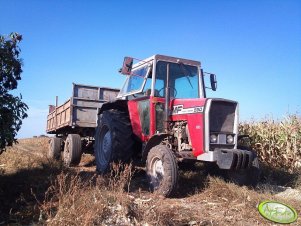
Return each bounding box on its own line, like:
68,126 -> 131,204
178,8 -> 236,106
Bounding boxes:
0,32 -> 28,154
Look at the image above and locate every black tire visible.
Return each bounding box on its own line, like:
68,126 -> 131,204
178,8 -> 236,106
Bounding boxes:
227,146 -> 261,187
94,110 -> 134,173
63,134 -> 82,166
146,145 -> 178,197
48,137 -> 62,160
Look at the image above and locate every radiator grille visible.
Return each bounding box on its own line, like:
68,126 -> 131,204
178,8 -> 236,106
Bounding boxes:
209,101 -> 237,133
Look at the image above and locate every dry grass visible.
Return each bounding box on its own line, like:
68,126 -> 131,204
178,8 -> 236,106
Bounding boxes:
40,163 -> 135,225
40,169 -> 300,226
0,137 -> 62,224
0,137 -> 50,174
0,118 -> 301,226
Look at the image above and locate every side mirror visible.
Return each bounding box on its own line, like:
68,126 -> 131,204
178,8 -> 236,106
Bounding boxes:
120,57 -> 133,75
210,74 -> 217,91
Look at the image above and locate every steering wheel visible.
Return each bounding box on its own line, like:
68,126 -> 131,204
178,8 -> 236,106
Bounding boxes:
157,87 -> 177,98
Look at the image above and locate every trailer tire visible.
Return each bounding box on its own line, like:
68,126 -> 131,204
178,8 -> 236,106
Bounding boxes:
146,145 -> 178,197
94,110 -> 134,173
63,134 -> 82,166
48,137 -> 62,160
227,146 -> 261,187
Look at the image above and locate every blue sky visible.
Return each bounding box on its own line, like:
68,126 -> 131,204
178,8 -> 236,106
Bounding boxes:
0,0 -> 300,138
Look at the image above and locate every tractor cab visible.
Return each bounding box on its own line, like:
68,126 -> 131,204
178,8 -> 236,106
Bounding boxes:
117,54 -> 216,100
116,55 -> 217,144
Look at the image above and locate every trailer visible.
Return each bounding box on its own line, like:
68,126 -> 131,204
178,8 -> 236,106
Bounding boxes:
46,83 -> 119,166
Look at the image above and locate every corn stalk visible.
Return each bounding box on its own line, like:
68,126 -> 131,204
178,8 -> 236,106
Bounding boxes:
239,115 -> 301,172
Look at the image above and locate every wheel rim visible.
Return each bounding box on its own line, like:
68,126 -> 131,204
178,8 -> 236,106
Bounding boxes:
149,157 -> 164,189
99,126 -> 112,164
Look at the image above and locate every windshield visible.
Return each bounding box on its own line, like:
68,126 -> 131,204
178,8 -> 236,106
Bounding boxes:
119,66 -> 149,95
155,61 -> 199,98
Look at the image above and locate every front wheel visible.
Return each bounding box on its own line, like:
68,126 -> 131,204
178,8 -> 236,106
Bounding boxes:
146,145 -> 178,197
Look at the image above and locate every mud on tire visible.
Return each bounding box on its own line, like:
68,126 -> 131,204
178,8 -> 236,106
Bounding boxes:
94,110 -> 134,173
146,145 -> 178,197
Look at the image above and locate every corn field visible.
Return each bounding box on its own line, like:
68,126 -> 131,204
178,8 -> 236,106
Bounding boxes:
239,114 -> 301,172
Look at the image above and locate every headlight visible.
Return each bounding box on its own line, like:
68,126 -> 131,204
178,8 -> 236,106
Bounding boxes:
226,135 -> 234,144
210,134 -> 217,143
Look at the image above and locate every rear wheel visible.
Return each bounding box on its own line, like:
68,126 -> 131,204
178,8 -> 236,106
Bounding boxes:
63,134 -> 82,166
227,147 -> 261,187
94,110 -> 134,173
48,137 -> 62,159
146,145 -> 178,197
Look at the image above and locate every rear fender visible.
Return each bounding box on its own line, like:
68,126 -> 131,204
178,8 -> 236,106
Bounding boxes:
98,99 -> 128,115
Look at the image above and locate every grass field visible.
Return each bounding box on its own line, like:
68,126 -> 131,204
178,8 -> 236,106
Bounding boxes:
0,116 -> 300,225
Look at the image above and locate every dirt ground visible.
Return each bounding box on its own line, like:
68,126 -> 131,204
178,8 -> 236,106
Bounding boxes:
0,138 -> 300,225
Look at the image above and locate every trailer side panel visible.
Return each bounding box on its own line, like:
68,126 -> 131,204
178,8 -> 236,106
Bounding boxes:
46,83 -> 119,134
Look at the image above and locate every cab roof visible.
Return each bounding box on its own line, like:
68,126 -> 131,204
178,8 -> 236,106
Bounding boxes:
132,54 -> 201,69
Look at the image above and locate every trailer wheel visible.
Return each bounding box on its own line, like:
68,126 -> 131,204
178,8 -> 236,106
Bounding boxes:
146,145 -> 178,197
227,147 -> 261,187
48,137 -> 62,159
94,110 -> 134,173
63,134 -> 82,166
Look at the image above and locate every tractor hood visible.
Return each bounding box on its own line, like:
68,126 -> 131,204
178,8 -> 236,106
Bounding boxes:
169,98 -> 239,157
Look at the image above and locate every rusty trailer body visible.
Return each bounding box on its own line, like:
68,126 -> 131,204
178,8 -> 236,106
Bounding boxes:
47,83 -> 119,135
46,83 -> 119,166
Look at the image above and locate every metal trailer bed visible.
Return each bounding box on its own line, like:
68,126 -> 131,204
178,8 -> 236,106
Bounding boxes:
46,83 -> 119,165
47,83 -> 119,136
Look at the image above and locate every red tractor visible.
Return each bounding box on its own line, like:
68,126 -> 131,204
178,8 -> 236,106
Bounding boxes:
94,54 -> 260,197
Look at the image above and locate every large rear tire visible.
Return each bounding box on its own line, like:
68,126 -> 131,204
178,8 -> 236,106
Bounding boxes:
146,145 -> 178,197
63,134 -> 82,166
227,146 -> 261,187
94,110 -> 134,173
48,137 -> 62,160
